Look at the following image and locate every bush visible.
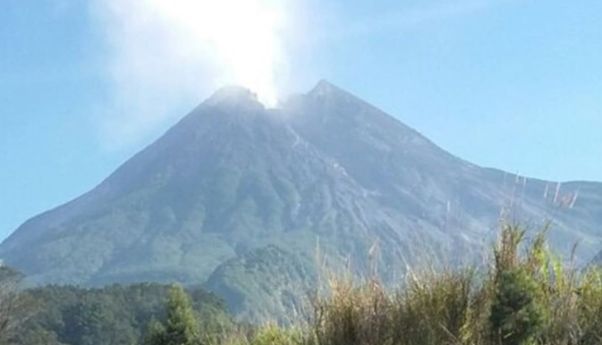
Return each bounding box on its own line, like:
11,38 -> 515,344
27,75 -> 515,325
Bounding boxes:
489,268 -> 545,345
250,325 -> 303,345
575,269 -> 602,344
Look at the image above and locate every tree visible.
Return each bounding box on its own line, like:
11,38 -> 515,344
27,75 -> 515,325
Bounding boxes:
0,266 -> 30,345
490,268 -> 545,345
144,285 -> 202,345
143,319 -> 167,345
489,226 -> 546,345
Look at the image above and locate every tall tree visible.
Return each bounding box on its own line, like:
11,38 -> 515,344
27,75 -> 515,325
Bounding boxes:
144,285 -> 201,345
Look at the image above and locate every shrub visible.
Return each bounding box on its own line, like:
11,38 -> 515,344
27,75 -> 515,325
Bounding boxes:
391,270 -> 474,345
489,268 -> 545,345
310,278 -> 390,345
575,269 -> 602,344
250,325 -> 303,345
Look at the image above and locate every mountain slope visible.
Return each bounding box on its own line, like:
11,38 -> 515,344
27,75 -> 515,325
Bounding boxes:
287,81 -> 602,261
0,86 -> 413,285
1,82 -> 601,319
204,245 -> 316,323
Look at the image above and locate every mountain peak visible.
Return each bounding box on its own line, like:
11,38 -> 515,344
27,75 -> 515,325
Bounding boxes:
308,79 -> 344,98
206,85 -> 262,108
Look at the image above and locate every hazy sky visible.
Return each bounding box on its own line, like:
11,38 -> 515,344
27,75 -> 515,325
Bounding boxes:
1,0 -> 601,240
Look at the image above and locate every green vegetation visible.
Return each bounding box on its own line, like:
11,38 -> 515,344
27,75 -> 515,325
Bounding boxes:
213,225 -> 600,345
302,225 -> 602,345
9,283 -> 232,345
204,245 -> 316,324
2,225 -> 602,345
148,225 -> 602,345
0,267 -> 32,345
144,285 -> 213,345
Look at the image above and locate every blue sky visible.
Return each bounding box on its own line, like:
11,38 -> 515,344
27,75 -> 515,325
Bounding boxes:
1,0 -> 601,240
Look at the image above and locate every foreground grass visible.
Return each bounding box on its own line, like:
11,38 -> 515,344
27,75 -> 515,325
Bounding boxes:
152,225 -> 602,345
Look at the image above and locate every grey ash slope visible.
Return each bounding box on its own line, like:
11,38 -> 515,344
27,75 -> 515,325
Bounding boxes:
1,82 -> 601,299
287,81 -> 602,261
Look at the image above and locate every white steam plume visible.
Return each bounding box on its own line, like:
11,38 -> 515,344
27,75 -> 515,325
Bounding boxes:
90,0 -> 295,148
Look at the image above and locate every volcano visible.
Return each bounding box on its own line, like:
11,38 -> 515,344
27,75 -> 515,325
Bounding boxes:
2,81 -> 601,320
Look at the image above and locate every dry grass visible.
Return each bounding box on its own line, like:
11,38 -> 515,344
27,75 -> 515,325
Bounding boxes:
218,224 -> 602,345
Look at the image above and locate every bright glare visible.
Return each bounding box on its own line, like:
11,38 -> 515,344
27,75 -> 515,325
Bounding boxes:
150,0 -> 286,106
92,0 -> 296,147
102,0 -> 288,107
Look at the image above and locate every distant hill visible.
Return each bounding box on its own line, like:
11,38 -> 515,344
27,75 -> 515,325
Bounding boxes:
1,81 -> 601,321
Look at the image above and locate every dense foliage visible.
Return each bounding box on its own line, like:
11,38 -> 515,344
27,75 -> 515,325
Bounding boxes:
10,283 -> 232,345
204,245 -> 316,324
144,285 -> 205,345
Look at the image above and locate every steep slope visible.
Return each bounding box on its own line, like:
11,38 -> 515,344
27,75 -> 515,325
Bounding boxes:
286,81 -> 602,261
1,82 -> 601,318
204,245 -> 316,324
